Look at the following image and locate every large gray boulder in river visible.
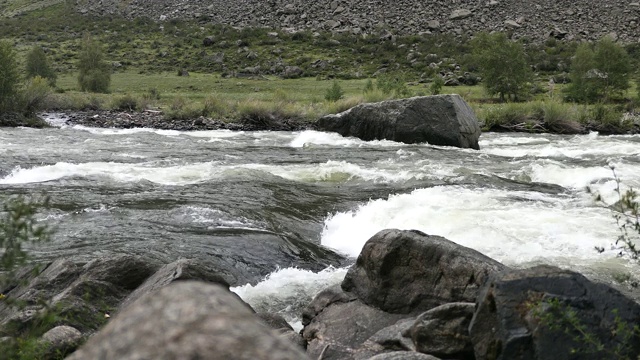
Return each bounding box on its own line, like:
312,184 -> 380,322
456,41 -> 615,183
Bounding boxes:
316,95 -> 481,149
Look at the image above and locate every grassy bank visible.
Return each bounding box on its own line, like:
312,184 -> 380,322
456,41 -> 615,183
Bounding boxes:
40,71 -> 637,134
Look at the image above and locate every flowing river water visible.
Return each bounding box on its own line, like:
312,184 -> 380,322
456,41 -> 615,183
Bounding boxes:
1,114 -> 639,329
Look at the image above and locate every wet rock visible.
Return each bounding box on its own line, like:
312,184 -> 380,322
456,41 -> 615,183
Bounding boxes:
469,265 -> 640,360
341,229 -> 505,313
303,291 -> 409,360
369,352 -> 442,360
118,258 -> 229,311
410,302 -> 475,359
316,95 -> 483,149
257,312 -> 294,331
0,255 -> 157,335
67,281 -> 309,360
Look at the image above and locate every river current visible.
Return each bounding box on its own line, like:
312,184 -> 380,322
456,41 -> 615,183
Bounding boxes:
1,114 -> 639,329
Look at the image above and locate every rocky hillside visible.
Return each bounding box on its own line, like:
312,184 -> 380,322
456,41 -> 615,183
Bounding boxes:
76,0 -> 640,42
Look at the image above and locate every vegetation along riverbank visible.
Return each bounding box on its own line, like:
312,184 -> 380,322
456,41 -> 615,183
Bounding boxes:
1,3 -> 640,134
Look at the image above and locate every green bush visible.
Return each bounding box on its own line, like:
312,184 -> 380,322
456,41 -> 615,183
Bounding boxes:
77,34 -> 111,93
430,76 -> 445,95
565,37 -> 631,103
25,46 -> 56,87
19,76 -> 52,114
0,197 -> 50,284
376,73 -> 412,98
471,32 -> 532,101
112,94 -> 139,111
0,41 -> 20,112
325,80 -> 344,102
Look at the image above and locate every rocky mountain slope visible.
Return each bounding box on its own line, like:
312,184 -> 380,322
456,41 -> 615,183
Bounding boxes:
75,0 -> 640,42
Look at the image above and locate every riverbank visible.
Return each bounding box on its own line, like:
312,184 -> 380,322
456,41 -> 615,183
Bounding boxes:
61,110 -> 313,131
46,106 -> 640,136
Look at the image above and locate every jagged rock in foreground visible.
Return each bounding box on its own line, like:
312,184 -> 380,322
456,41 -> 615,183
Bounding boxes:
316,95 -> 482,150
302,229 -> 640,360
117,258 -> 229,312
302,229 -> 506,359
342,229 -> 505,313
66,281 -> 309,360
470,265 -> 640,360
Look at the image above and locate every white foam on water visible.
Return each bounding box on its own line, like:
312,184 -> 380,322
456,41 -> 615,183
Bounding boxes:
0,162 -> 224,185
232,266 -> 349,331
70,125 -> 182,137
0,159 -> 436,186
178,206 -> 264,230
245,160 -> 430,183
41,113 -> 69,127
289,130 -> 405,148
482,133 -> 640,160
320,186 -> 621,270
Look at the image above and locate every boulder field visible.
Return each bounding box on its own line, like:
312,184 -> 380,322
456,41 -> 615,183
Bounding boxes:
77,0 -> 640,43
1,230 -> 639,359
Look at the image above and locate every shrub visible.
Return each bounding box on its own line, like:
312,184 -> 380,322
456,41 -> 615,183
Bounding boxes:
376,73 -> 412,98
112,94 -> 139,111
25,46 -> 56,87
325,96 -> 363,114
363,88 -> 391,103
0,41 -> 20,112
430,75 -> 445,95
471,32 -> 532,101
202,95 -> 229,118
565,37 -> 631,103
19,76 -> 51,114
77,34 -> 111,93
0,197 -> 51,283
362,78 -> 375,94
325,80 -> 344,102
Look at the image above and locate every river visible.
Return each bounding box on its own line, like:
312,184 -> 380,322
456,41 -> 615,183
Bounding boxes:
1,114 -> 639,329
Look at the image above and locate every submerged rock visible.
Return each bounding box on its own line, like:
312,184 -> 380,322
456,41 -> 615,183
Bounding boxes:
67,281 -> 309,359
316,95 -> 482,149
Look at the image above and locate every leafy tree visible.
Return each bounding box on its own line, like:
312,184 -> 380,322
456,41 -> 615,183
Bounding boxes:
325,80 -> 344,102
77,34 -> 111,93
25,46 -> 56,87
471,32 -> 532,101
566,37 -> 631,103
0,41 -> 20,112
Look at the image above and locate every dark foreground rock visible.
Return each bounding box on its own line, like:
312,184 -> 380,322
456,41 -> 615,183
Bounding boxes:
470,265 -> 640,360
302,229 -> 507,359
342,229 -> 506,314
67,281 -> 309,360
302,229 -> 640,360
316,95 -> 482,149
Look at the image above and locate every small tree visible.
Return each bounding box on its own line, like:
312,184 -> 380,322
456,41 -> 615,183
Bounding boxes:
566,37 -> 631,103
325,80 -> 344,102
25,46 -> 56,87
0,41 -> 20,112
472,32 -> 532,102
77,34 -> 111,93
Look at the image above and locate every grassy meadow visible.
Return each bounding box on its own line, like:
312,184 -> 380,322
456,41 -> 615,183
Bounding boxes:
1,2 -> 639,132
